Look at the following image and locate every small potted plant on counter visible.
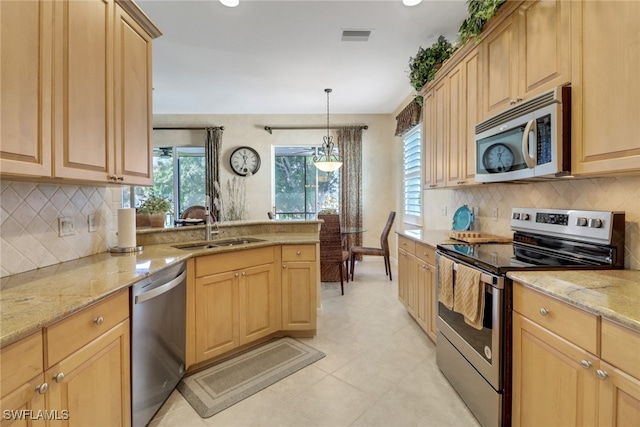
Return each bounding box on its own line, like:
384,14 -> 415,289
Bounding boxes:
137,193 -> 172,227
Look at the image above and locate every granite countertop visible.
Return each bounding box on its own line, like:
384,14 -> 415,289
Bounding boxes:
507,270 -> 640,333
0,232 -> 319,348
395,228 -> 460,248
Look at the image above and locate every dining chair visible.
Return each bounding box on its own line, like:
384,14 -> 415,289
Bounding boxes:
350,211 -> 396,281
181,205 -> 215,222
318,214 -> 350,295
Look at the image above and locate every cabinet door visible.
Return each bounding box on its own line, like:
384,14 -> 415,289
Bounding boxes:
47,320 -> 130,427
422,90 -> 436,189
482,13 -> 519,118
415,260 -> 428,330
397,249 -> 409,305
512,312 -> 598,427
240,263 -> 279,344
53,0 -> 114,182
598,361 -> 640,427
194,271 -> 240,362
432,79 -> 448,188
281,261 -> 316,330
446,64 -> 464,187
518,0 -> 570,100
571,0 -> 640,175
462,48 -> 480,185
0,0 -> 53,178
426,263 -> 437,343
405,253 -> 418,317
113,3 -> 153,185
0,374 -> 47,427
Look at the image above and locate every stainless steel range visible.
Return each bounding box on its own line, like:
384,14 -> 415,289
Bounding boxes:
435,208 -> 625,427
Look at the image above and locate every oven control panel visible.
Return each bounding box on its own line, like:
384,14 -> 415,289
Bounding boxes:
510,208 -> 622,244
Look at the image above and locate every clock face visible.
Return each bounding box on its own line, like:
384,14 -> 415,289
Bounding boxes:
230,146 -> 261,176
482,143 -> 515,173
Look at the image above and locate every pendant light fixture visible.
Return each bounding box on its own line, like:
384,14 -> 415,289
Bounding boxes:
313,88 -> 343,172
402,0 -> 423,6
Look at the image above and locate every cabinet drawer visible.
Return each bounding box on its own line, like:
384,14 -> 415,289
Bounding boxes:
415,242 -> 435,265
513,282 -> 598,354
0,331 -> 43,398
45,289 -> 129,367
282,244 -> 316,262
195,246 -> 276,277
398,236 -> 416,255
601,319 -> 640,379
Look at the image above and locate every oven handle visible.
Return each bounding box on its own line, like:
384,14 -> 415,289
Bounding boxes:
452,262 -> 501,287
521,118 -> 537,168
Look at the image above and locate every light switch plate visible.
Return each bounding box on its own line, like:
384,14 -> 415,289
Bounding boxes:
58,216 -> 75,237
492,208 -> 499,222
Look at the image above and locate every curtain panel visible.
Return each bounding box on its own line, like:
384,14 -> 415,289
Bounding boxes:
205,127 -> 223,220
395,98 -> 422,136
338,126 -> 363,258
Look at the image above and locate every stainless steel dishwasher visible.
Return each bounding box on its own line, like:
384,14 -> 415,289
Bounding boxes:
131,261 -> 186,427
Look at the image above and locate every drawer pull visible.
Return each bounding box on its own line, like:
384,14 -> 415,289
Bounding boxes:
241,272 -> 246,276
297,251 -> 301,255
580,360 -> 592,370
282,265 -> 287,269
53,372 -> 65,383
36,383 -> 48,394
539,308 -> 550,316
596,369 -> 609,380
94,316 -> 104,325
235,272 -> 240,277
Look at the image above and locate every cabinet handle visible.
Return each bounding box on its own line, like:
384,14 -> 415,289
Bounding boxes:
510,99 -> 517,105
53,372 -> 65,383
580,360 -> 592,370
94,316 -> 104,325
596,369 -> 609,380
282,265 -> 287,269
109,175 -> 119,182
235,272 -> 240,277
539,308 -> 550,316
242,272 -> 246,276
516,96 -> 523,102
117,176 -> 124,181
429,184 -> 437,188
296,250 -> 301,255
36,383 -> 49,394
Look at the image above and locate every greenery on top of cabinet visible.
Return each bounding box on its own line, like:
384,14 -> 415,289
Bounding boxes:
408,35 -> 454,103
458,0 -> 507,45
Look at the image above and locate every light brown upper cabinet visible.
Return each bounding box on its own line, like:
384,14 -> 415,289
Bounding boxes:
481,0 -> 570,119
0,0 -> 160,185
0,0 -> 54,177
570,0 -> 640,176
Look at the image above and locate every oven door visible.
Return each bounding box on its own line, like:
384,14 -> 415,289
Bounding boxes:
436,252 -> 504,390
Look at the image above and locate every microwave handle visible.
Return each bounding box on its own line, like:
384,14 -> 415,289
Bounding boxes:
521,119 -> 537,168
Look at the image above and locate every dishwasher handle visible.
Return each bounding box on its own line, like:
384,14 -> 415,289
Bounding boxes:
135,270 -> 186,304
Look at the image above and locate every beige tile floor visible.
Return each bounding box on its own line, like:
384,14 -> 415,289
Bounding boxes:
149,258 -> 480,427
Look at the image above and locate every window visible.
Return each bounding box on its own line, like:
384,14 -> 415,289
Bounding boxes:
124,146 -> 206,219
403,125 -> 422,225
274,146 -> 340,220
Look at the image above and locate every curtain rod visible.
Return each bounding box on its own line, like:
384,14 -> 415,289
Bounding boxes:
153,126 -> 224,131
263,125 -> 368,135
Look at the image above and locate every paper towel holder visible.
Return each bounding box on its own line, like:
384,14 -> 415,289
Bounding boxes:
110,245 -> 144,254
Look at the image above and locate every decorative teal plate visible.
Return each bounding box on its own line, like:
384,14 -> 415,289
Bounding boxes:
452,205 -> 473,231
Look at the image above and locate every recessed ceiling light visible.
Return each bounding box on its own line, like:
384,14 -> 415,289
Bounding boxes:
220,0 -> 239,7
402,0 -> 423,6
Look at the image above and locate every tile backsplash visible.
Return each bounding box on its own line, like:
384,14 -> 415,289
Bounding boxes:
443,176 -> 640,270
0,181 -> 121,277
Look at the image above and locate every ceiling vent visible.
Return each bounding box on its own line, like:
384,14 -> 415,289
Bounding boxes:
341,30 -> 371,42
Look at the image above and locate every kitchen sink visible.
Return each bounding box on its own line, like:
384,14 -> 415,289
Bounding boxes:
173,237 -> 266,251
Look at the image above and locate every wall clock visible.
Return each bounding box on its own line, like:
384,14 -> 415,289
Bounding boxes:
482,143 -> 514,173
230,146 -> 261,176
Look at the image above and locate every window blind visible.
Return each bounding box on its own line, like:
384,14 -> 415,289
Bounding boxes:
403,125 -> 421,219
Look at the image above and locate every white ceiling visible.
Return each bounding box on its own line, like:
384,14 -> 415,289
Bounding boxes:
136,0 -> 468,115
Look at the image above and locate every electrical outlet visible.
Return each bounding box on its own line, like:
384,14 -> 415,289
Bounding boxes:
441,206 -> 447,216
472,206 -> 479,217
58,217 -> 75,237
88,214 -> 97,232
492,208 -> 499,222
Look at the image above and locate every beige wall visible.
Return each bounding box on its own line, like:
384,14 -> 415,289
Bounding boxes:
153,114 -> 399,249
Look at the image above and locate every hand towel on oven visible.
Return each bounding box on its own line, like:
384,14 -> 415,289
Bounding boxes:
453,263 -> 485,330
437,256 -> 455,310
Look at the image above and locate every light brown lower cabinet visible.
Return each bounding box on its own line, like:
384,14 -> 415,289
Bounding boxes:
512,282 -> 640,427
0,290 -> 131,427
397,236 -> 437,343
188,244 -> 318,367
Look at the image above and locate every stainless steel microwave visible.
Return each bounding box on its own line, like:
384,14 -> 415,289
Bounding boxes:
475,86 -> 571,183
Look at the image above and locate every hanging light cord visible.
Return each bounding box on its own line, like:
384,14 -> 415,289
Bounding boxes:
324,88 -> 333,159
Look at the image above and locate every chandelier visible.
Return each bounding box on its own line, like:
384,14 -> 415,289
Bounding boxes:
313,88 -> 343,172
